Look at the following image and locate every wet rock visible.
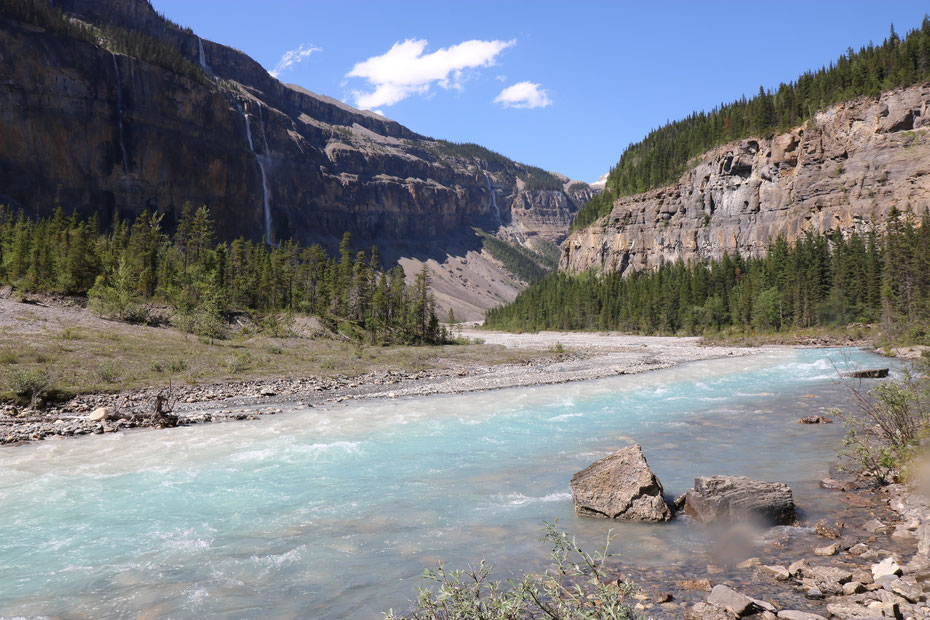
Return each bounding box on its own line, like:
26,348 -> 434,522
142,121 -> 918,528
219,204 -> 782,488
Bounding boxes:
815,520 -> 842,539
863,519 -> 891,534
569,443 -> 672,521
788,559 -> 809,577
798,415 -> 833,424
681,475 -> 795,526
872,557 -> 902,580
686,601 -> 732,620
890,524 -> 914,541
706,584 -> 756,616
760,565 -> 791,581
849,543 -> 870,556
842,368 -> 890,379
803,586 -> 823,600
819,478 -> 858,491
807,565 -> 852,585
677,578 -> 713,591
813,543 -> 839,557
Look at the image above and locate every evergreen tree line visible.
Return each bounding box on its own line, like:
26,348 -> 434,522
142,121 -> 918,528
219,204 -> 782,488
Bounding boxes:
572,18 -> 930,231
487,209 -> 930,339
0,205 -> 445,344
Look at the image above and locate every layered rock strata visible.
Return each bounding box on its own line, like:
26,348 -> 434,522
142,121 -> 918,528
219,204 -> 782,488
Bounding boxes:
562,85 -> 930,274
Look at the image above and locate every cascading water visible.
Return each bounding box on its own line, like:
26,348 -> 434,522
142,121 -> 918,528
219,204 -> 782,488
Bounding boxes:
240,104 -> 273,245
197,37 -> 209,73
483,172 -> 502,227
257,104 -> 273,245
110,52 -> 128,173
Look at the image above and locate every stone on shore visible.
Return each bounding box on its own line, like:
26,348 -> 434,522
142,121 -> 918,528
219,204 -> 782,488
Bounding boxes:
680,475 -> 796,526
871,557 -> 902,580
88,406 -> 114,421
706,584 -> 768,616
570,444 -> 672,521
777,611 -> 827,620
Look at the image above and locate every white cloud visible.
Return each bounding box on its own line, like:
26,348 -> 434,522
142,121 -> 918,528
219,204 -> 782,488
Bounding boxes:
346,38 -> 515,109
270,44 -> 322,78
494,81 -> 552,109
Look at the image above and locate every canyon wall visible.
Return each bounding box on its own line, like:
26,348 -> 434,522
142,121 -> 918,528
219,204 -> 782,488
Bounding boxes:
0,0 -> 591,256
561,85 -> 930,274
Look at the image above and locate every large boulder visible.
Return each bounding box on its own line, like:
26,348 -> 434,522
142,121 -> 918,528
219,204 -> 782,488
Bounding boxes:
680,475 -> 796,526
570,444 -> 672,522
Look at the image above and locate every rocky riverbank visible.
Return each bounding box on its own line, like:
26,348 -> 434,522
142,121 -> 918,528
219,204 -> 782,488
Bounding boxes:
605,477 -> 930,619
0,332 -> 763,446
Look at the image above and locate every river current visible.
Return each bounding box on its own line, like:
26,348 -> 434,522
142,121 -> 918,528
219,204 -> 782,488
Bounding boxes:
0,347 -> 893,618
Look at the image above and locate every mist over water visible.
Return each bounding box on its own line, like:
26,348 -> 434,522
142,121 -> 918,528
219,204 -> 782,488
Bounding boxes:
0,348 -> 893,618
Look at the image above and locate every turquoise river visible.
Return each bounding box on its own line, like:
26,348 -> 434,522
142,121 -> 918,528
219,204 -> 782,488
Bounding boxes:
0,347 -> 896,618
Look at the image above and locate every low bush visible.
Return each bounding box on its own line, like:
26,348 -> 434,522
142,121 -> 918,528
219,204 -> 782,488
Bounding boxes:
384,522 -> 639,620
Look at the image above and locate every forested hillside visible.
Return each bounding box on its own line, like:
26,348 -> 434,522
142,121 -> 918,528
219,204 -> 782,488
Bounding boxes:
572,18 -> 930,231
487,210 -> 930,338
0,205 -> 444,344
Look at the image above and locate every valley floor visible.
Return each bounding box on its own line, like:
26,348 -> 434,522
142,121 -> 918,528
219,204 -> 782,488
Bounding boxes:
0,295 -> 762,444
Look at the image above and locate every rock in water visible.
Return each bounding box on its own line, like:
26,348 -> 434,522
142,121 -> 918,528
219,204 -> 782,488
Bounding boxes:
570,443 -> 672,521
681,475 -> 796,526
842,368 -> 889,379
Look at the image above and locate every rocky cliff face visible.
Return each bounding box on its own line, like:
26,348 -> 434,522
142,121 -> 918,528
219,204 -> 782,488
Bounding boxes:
561,85 -> 930,274
0,0 -> 590,257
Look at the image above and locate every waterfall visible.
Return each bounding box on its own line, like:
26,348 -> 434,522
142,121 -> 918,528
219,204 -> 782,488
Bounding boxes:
198,37 -> 210,74
483,172 -> 501,227
241,107 -> 254,151
240,104 -> 272,245
111,52 -> 128,173
257,104 -> 273,245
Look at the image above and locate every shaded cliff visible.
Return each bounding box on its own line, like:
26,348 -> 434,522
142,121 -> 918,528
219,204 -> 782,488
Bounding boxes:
0,0 -> 591,258
562,85 -> 930,274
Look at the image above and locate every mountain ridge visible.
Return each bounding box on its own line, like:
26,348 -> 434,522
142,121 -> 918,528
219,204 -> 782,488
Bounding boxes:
0,0 -> 592,318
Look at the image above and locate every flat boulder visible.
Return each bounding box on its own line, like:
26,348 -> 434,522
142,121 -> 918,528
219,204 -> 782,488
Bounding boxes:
570,443 -> 672,522
681,475 -> 796,526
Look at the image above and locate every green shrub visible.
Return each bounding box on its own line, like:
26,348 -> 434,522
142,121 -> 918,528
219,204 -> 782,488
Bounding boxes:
385,523 -> 639,620
6,367 -> 52,407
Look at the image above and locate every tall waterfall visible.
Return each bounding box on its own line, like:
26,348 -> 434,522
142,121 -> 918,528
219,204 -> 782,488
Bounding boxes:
240,104 -> 272,245
111,53 -> 128,173
197,38 -> 210,74
257,104 -> 273,245
483,172 -> 501,227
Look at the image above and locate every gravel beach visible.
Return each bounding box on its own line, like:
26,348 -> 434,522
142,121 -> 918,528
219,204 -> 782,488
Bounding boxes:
0,323 -> 767,445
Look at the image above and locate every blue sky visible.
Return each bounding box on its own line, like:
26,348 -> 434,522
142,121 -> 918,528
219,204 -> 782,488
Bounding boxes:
151,1 -> 930,183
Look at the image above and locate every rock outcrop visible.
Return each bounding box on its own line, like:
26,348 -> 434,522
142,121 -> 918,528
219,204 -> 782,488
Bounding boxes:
680,475 -> 796,526
561,85 -> 930,274
0,1 -> 592,316
569,443 -> 673,522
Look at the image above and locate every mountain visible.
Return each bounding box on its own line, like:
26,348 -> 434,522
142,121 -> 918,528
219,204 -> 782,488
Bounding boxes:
561,84 -> 930,275
0,0 -> 592,319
